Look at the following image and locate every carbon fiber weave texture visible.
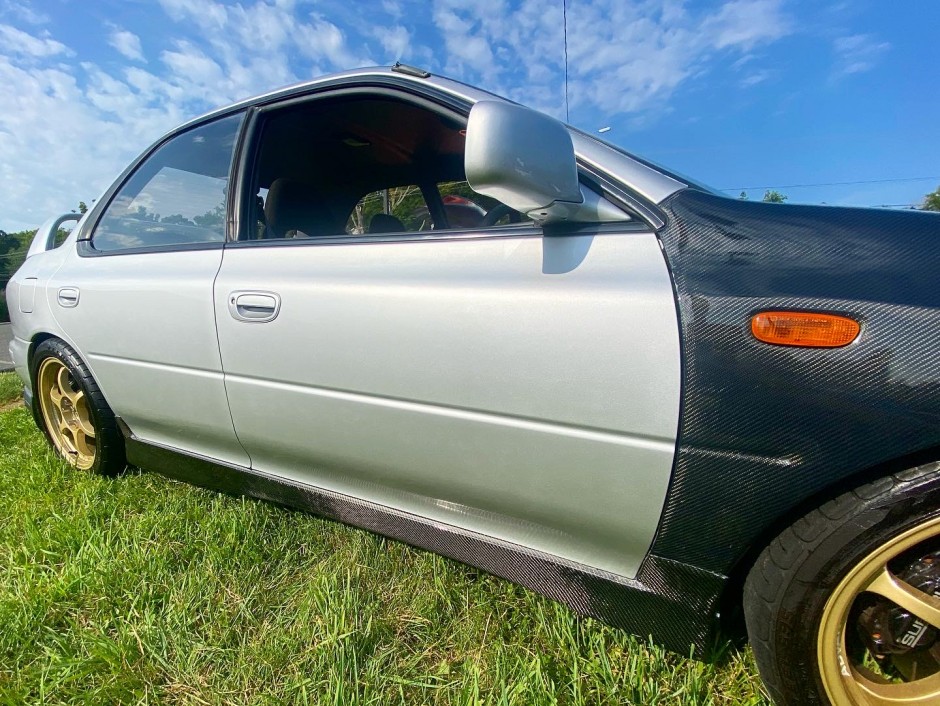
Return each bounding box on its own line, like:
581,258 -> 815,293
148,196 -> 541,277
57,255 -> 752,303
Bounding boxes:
126,437 -> 725,654
650,189 -> 940,576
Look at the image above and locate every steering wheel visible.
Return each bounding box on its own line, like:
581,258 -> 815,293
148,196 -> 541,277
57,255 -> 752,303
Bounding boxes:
481,203 -> 523,227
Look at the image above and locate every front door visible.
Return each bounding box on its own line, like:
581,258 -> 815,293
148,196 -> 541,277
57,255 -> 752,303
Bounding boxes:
214,91 -> 681,578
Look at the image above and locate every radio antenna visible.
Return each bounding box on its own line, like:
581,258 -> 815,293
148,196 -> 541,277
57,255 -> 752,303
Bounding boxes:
562,0 -> 570,123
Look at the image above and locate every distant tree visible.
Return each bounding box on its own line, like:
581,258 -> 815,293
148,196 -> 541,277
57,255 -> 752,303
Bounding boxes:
0,228 -> 35,322
78,201 -> 88,214
922,185 -> 940,212
739,191 -> 748,200
763,190 -> 788,203
133,205 -> 158,222
193,203 -> 225,230
160,213 -> 194,226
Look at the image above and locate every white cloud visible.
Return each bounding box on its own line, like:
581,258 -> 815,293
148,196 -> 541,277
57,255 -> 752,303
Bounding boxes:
430,0 -> 792,119
0,1 -> 380,230
0,23 -> 70,58
832,33 -> 890,76
372,24 -> 412,61
702,0 -> 791,51
0,0 -> 799,231
157,0 -> 227,31
740,70 -> 772,87
228,1 -> 293,52
0,0 -> 49,25
432,6 -> 496,71
161,43 -> 225,91
109,29 -> 144,62
731,54 -> 756,70
381,0 -> 403,20
0,57 -> 167,230
294,18 -> 372,68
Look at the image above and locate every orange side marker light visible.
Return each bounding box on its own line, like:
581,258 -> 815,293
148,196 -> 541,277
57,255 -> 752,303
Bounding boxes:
750,311 -> 860,348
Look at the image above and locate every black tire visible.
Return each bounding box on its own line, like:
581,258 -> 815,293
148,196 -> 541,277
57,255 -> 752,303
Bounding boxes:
31,338 -> 126,476
743,461 -> 940,705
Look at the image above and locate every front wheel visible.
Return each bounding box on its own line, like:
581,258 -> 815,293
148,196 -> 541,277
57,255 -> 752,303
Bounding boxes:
744,462 -> 940,705
32,338 -> 126,476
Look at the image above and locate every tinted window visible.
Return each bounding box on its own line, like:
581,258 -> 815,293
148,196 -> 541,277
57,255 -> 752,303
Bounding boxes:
93,113 -> 243,251
245,96 -> 529,241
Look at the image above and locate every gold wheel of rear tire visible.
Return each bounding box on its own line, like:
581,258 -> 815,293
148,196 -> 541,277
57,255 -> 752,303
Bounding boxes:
818,515 -> 940,705
37,356 -> 97,470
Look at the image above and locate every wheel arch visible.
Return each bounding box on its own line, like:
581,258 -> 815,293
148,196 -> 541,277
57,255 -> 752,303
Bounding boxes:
717,443 -> 940,639
28,333 -> 127,476
28,331 -> 58,371
26,332 -> 96,417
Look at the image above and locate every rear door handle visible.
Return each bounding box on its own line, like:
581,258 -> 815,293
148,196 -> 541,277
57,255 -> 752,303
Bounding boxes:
57,287 -> 80,308
228,291 -> 281,323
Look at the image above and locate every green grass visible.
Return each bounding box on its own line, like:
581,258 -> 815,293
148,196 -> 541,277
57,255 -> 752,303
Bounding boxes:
0,371 -> 769,705
0,370 -> 23,407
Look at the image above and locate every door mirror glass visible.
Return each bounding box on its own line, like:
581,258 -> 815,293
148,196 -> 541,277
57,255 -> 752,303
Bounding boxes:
465,101 -> 583,223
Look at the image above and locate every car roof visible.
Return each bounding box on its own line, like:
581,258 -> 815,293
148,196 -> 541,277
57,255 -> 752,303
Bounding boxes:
179,67 -> 502,133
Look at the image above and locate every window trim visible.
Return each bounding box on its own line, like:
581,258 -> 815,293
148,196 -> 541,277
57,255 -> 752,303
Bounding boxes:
78,110 -> 248,257
76,240 -> 225,258
222,219 -> 653,253
579,165 -> 667,230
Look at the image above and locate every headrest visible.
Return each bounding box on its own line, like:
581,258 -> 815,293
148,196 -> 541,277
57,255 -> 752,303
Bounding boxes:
369,213 -> 406,234
264,178 -> 336,238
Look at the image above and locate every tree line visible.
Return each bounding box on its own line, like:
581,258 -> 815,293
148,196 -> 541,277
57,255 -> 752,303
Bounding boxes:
0,228 -> 34,323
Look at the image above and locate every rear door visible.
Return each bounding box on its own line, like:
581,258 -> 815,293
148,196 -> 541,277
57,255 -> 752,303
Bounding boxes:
49,113 -> 250,467
213,90 -> 681,579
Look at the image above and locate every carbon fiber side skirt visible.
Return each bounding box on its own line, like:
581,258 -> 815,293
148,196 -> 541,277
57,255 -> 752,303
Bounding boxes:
122,428 -> 726,655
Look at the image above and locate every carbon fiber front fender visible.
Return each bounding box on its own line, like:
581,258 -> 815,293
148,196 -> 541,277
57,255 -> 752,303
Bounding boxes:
649,189 -> 940,578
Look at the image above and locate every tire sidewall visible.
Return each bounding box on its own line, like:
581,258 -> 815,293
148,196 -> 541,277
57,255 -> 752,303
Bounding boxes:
31,339 -> 111,475
773,471 -> 940,704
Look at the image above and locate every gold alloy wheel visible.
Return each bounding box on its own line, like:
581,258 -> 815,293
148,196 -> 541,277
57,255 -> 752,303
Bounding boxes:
818,515 -> 940,705
37,357 -> 97,470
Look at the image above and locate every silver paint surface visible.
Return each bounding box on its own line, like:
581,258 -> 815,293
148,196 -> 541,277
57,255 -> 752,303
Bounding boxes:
44,246 -> 250,467
5,228 -> 77,390
465,101 -> 582,216
214,229 -> 681,577
26,213 -> 82,259
5,69 -> 686,582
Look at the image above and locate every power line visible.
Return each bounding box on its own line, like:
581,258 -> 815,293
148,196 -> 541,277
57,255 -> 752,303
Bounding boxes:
722,176 -> 940,192
562,0 -> 569,123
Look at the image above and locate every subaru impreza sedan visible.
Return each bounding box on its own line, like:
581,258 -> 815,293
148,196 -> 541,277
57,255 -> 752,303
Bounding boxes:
6,64 -> 940,706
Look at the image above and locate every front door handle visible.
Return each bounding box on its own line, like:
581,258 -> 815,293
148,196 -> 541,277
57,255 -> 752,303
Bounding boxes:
228,291 -> 281,323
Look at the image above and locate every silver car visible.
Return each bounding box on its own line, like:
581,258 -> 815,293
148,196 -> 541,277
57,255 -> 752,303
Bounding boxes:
6,65 -> 940,706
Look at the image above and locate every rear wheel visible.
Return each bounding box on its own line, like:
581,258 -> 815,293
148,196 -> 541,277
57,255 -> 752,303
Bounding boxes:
32,338 -> 125,476
744,462 -> 940,705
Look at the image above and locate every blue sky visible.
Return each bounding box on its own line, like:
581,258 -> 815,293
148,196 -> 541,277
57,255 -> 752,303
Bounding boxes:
0,0 -> 937,231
